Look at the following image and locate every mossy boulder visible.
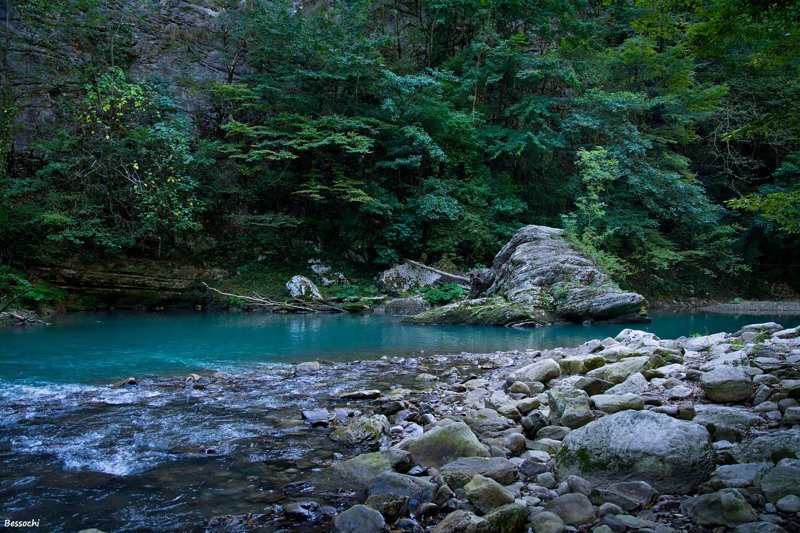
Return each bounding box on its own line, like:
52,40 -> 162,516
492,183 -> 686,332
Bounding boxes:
555,410 -> 714,493
404,225 -> 648,326
506,358 -> 561,386
367,472 -> 436,511
760,458 -> 800,503
331,449 -> 412,488
599,357 -> 650,384
432,510 -> 489,533
483,503 -> 528,533
548,386 -> 595,429
440,457 -> 518,489
681,489 -> 758,527
404,297 -> 545,326
330,414 -> 391,451
408,422 -> 488,468
700,366 -> 753,403
464,474 -> 515,513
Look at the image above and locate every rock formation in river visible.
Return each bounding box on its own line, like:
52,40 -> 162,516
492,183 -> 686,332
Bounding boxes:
406,225 -> 648,326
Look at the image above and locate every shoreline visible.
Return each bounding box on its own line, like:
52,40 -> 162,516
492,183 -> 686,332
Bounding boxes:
206,319 -> 800,531
5,297 -> 800,325
651,298 -> 800,315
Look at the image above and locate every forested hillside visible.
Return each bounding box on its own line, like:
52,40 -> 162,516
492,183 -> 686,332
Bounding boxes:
1,0 -> 798,302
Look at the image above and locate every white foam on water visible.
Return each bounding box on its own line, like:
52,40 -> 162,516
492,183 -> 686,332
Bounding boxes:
93,387 -> 163,405
61,447 -> 150,476
0,381 -> 100,404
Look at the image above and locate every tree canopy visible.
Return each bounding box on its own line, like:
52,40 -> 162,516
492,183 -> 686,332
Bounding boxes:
1,0 -> 798,296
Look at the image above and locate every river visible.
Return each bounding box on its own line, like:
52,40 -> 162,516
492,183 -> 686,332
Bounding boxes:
1,311 -> 798,531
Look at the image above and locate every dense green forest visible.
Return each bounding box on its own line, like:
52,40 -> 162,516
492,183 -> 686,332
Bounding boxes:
1,0 -> 798,302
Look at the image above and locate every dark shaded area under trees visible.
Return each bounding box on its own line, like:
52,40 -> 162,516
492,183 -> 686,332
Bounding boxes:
1,0 -> 798,305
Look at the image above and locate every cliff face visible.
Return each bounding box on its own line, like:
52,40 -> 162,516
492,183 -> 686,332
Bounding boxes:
406,225 -> 648,326
3,1 -> 235,151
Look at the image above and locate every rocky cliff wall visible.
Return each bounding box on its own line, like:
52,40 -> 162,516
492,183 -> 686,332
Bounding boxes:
3,1 -> 235,151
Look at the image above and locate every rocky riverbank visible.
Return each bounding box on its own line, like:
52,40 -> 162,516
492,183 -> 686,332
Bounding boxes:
209,321 -> 800,532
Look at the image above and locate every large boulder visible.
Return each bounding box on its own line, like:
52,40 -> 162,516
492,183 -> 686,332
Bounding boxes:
735,428 -> 800,463
331,449 -> 413,488
590,393 -> 644,414
368,472 -> 436,511
379,262 -> 442,294
334,504 -> 386,533
404,296 -> 543,326
286,275 -> 323,301
330,414 -> 391,451
483,503 -> 528,533
432,510 -> 489,533
548,387 -> 595,429
408,422 -> 488,468
555,410 -> 714,493
700,366 -> 753,403
406,225 -> 647,326
530,511 -> 565,533
464,474 -> 515,513
506,358 -> 561,385
760,459 -> 800,503
544,493 -> 596,526
681,489 -> 758,527
440,457 -> 518,489
598,357 -> 650,384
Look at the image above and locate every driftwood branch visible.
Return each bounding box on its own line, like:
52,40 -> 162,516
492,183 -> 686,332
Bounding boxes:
0,310 -> 49,327
405,259 -> 470,285
202,283 -> 346,313
202,283 -> 316,311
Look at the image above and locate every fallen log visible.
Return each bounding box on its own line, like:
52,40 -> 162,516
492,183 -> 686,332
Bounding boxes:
404,259 -> 470,288
0,310 -> 50,327
202,283 -> 346,313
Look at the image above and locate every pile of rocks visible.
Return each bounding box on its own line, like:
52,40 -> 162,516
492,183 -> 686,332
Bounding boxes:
301,322 -> 800,532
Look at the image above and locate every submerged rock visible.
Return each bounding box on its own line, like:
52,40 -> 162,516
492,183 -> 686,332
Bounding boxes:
406,225 -> 647,326
294,361 -> 321,375
339,389 -> 382,400
301,408 -> 332,427
555,410 -> 714,493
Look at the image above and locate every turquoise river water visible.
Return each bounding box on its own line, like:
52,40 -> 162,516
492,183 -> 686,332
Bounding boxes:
1,311 -> 798,531
3,311 -> 799,384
